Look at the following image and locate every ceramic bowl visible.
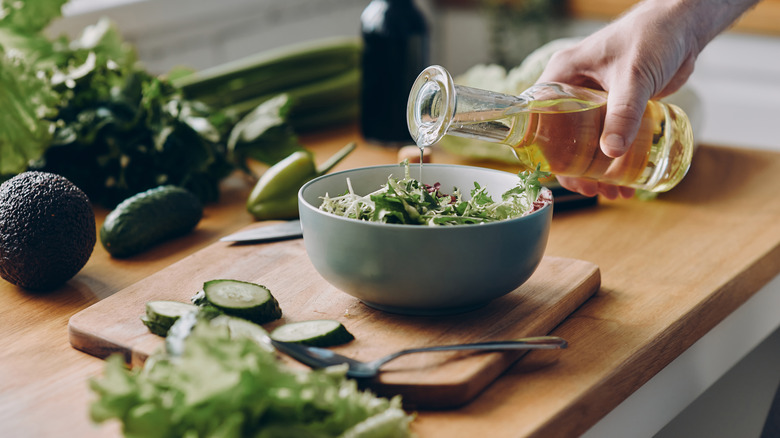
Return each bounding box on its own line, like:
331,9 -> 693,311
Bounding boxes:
297,163 -> 552,315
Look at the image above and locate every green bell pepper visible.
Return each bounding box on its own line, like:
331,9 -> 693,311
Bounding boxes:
246,142 -> 356,220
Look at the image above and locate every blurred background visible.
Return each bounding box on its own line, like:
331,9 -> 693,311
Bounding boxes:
49,0 -> 780,152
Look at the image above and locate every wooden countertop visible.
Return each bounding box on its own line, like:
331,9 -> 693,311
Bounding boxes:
3,125 -> 780,437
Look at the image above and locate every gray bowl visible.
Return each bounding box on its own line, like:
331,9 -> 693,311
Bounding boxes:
298,163 -> 552,315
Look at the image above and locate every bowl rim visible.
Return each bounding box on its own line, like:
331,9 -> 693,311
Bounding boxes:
298,163 -> 553,230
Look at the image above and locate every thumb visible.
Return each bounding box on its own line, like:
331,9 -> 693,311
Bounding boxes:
601,83 -> 652,158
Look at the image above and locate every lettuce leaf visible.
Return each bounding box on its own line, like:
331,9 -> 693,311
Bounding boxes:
89,322 -> 414,438
0,0 -> 65,179
319,161 -> 550,225
0,46 -> 58,178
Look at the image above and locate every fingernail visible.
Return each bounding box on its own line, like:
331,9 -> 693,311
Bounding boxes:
603,134 -> 626,157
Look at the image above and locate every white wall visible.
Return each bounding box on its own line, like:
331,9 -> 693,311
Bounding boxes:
50,0 -> 780,151
50,0 -> 367,73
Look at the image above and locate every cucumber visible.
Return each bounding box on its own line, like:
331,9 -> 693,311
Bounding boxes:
191,289 -> 208,306
100,185 -> 203,258
270,319 -> 354,347
209,314 -> 274,353
141,300 -> 199,336
202,279 -> 282,324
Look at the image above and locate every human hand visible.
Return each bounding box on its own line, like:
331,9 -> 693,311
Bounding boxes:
538,0 -> 758,199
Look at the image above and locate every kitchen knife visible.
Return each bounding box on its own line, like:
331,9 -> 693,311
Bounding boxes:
220,219 -> 302,243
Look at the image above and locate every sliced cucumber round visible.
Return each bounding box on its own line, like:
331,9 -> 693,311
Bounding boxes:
190,289 -> 207,306
140,316 -> 170,337
203,279 -> 282,324
142,300 -> 199,336
270,319 -> 354,347
209,314 -> 274,353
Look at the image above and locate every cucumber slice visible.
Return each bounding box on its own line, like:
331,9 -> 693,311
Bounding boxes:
142,300 -> 198,336
140,316 -> 170,337
270,319 -> 354,347
191,289 -> 207,306
209,314 -> 274,353
202,279 -> 282,324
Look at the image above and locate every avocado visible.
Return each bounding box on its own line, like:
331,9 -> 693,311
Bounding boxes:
0,171 -> 96,291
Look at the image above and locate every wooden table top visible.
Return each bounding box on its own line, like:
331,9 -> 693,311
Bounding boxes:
3,125 -> 780,438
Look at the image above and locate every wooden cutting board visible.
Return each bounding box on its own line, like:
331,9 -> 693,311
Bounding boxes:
69,230 -> 599,408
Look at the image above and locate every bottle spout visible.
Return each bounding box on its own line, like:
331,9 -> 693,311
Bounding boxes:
407,65 -> 530,148
407,65 -> 456,148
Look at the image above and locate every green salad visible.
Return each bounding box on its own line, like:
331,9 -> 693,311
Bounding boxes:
90,321 -> 414,438
319,162 -> 550,225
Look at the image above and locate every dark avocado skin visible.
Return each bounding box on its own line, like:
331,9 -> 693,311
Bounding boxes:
100,185 -> 203,258
0,171 -> 96,291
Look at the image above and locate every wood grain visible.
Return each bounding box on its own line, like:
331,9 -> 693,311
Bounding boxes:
68,230 -> 600,408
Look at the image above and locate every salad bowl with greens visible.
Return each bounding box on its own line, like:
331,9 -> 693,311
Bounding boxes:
298,162 -> 553,315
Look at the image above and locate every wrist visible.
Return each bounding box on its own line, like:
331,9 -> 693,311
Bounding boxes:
626,0 -> 759,58
659,0 -> 760,50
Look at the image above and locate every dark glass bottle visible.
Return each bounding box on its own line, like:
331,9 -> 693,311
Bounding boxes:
360,0 -> 429,146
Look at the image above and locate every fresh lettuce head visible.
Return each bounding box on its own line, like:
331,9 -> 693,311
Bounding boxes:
0,0 -> 66,179
0,46 -> 57,178
89,322 -> 415,438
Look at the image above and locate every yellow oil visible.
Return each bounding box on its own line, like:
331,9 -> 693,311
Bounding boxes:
453,96 -> 693,192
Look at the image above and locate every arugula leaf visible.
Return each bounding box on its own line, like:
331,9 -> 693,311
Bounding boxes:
319,161 -> 550,225
89,322 -> 414,438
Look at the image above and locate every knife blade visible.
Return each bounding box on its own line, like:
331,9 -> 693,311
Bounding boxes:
220,219 -> 302,243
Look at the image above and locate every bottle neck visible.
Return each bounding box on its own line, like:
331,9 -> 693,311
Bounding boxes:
407,66 -> 529,148
362,0 -> 427,34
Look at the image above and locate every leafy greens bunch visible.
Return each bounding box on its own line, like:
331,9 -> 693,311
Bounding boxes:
0,1 -> 303,206
319,162 -> 550,225
89,322 -> 414,438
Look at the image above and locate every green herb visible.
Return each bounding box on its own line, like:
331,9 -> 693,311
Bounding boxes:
1,2 -> 304,206
319,162 -> 550,225
31,19 -> 300,207
90,321 -> 414,438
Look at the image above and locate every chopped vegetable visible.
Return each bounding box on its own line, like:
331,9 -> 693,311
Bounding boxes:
208,314 -> 275,354
141,300 -> 199,336
319,161 -> 550,225
201,279 -> 282,324
271,320 -> 355,347
90,321 -> 414,437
